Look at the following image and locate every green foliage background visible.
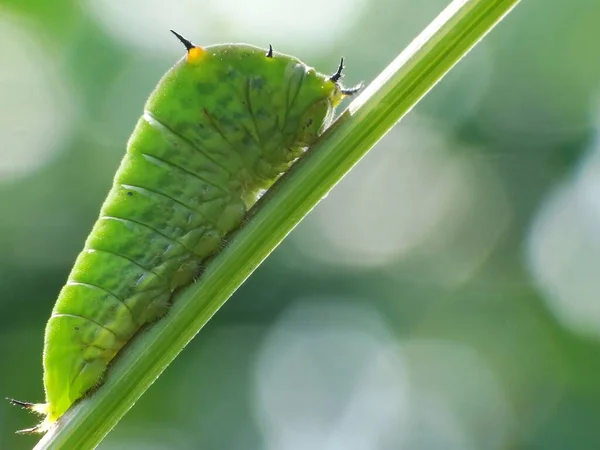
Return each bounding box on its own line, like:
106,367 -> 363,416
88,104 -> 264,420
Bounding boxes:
2,0 -> 600,448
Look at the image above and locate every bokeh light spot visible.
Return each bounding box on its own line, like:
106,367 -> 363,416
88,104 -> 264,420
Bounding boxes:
289,116 -> 510,286
253,299 -> 410,450
528,136 -> 600,339
0,13 -> 74,183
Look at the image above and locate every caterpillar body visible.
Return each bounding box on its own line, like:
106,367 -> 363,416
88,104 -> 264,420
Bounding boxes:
11,31 -> 361,433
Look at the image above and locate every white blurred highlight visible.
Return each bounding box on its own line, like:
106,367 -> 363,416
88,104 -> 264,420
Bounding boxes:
527,135 -> 600,338
0,14 -> 74,183
253,300 -> 409,450
84,0 -> 216,54
84,0 -> 366,54
290,116 -> 510,285
253,300 -> 513,450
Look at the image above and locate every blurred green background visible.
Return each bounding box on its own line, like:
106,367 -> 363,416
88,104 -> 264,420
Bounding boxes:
2,0 -> 600,448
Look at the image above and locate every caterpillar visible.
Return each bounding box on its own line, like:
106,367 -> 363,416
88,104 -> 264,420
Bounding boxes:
9,31 -> 361,433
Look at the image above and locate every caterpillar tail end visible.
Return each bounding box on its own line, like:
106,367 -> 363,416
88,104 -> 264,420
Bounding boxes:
7,398 -> 54,434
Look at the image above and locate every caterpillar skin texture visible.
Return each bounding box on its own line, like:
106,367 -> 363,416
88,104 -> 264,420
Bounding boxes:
23,37 -> 359,432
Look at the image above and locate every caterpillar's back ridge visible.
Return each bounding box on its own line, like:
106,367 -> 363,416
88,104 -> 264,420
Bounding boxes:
116,183 -> 220,236
199,109 -> 245,157
283,66 -> 306,129
49,313 -> 122,343
139,152 -> 229,195
65,281 -> 136,320
83,248 -> 168,283
100,215 -> 196,254
240,76 -> 263,145
118,184 -> 204,218
142,111 -> 235,177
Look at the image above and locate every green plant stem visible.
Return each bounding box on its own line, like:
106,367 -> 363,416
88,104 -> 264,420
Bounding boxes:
34,0 -> 521,448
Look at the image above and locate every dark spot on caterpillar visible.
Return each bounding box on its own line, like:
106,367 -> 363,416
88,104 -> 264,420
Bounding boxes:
266,44 -> 273,58
256,109 -> 268,119
305,118 -> 313,128
241,134 -> 253,147
196,82 -> 213,95
251,78 -> 265,90
127,192 -> 133,197
226,69 -> 236,78
179,97 -> 193,108
74,327 -> 79,331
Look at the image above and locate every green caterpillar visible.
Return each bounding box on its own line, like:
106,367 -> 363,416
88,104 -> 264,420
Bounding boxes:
10,31 -> 361,433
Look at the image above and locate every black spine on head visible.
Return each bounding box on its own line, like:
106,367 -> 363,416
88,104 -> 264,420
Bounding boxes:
330,57 -> 345,83
266,44 -> 273,58
341,82 -> 364,96
170,30 -> 195,51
